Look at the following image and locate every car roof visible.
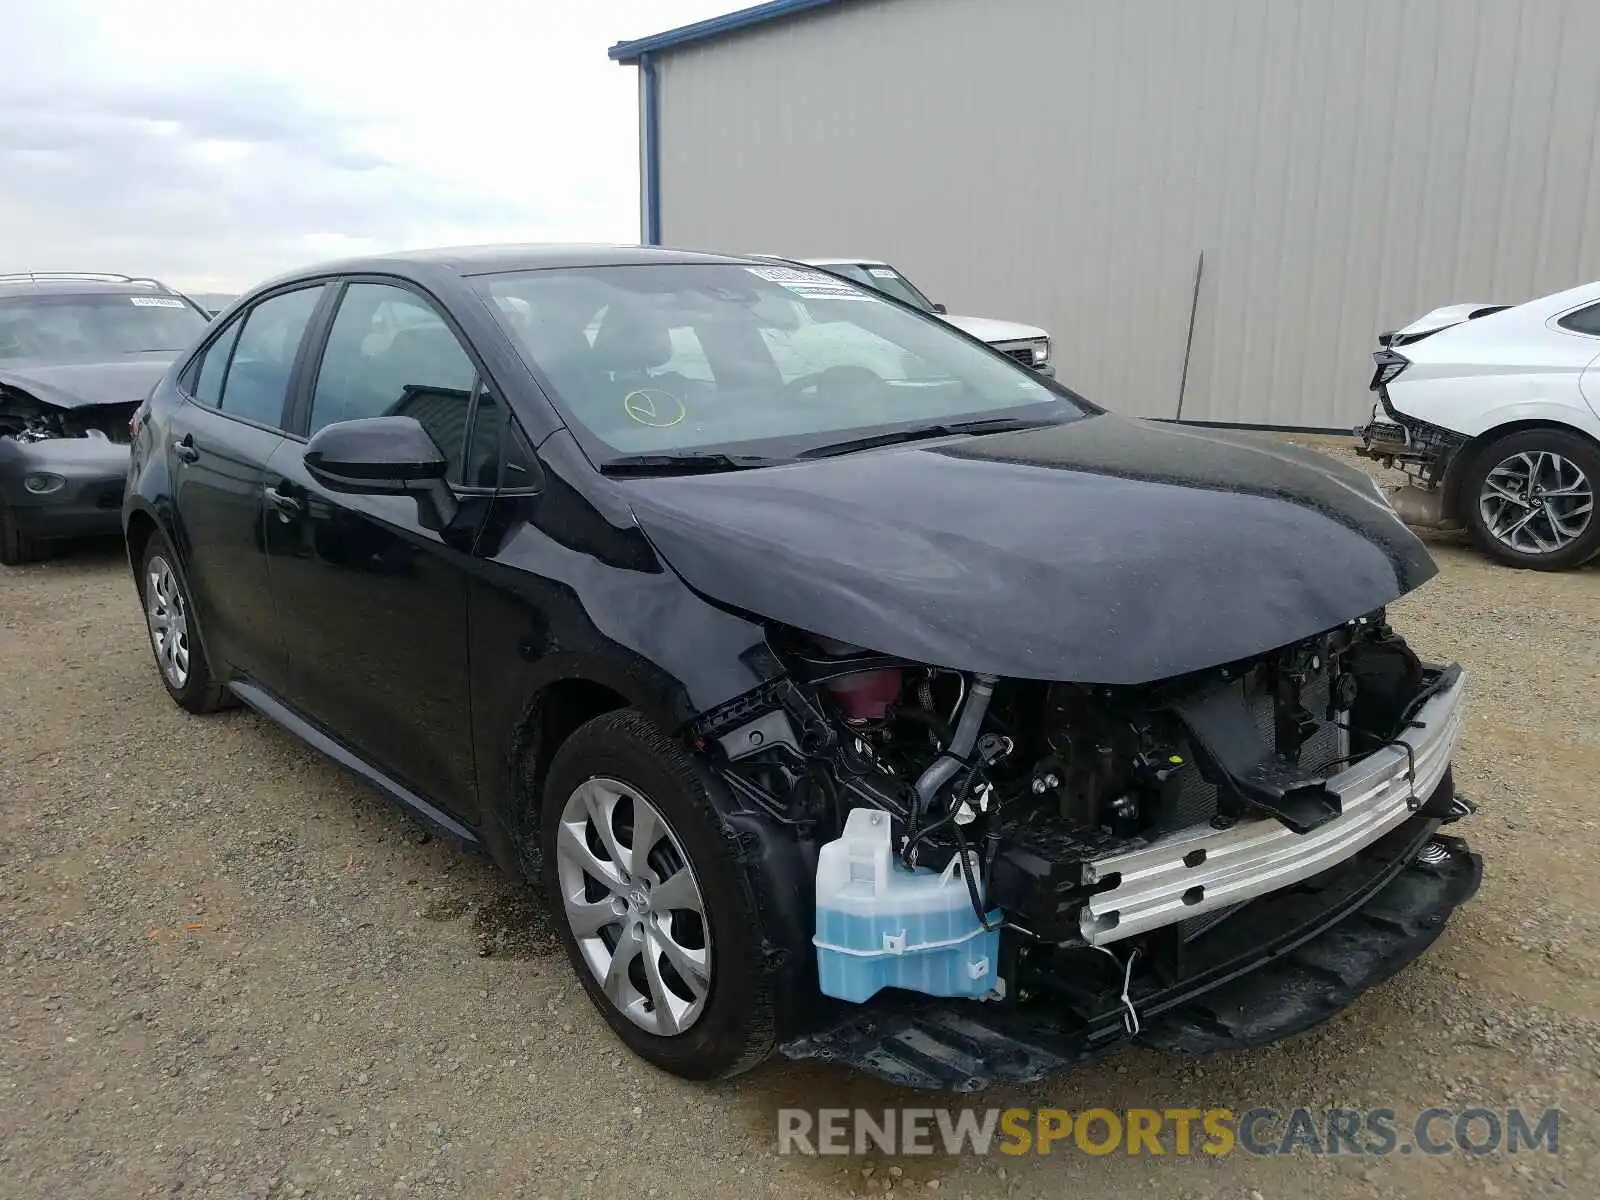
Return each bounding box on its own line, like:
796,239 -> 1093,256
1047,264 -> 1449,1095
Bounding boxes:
0,279 -> 177,298
1528,278 -> 1600,315
282,243 -> 756,282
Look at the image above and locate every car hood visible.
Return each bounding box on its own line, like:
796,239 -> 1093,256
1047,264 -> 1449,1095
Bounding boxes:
0,355 -> 174,409
940,314 -> 1049,344
620,415 -> 1437,685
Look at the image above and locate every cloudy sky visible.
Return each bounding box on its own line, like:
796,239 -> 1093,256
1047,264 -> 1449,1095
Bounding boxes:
0,0 -> 732,291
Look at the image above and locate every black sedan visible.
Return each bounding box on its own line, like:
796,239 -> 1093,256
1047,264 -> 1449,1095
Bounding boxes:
124,245 -> 1480,1087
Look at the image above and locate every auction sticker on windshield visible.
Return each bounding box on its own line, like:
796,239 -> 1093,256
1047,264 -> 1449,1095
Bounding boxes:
128,297 -> 188,308
745,265 -> 876,302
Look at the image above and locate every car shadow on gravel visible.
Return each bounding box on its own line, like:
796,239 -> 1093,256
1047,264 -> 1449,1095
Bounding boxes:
418,878 -> 563,960
210,700 -> 569,971
28,533 -> 127,565
0,535 -> 130,581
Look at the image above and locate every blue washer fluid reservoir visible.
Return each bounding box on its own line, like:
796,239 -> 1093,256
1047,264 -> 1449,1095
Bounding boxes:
814,807 -> 1002,1004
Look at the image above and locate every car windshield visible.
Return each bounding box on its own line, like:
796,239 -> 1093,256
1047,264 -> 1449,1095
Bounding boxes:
0,293 -> 208,360
813,263 -> 935,311
477,263 -> 1087,461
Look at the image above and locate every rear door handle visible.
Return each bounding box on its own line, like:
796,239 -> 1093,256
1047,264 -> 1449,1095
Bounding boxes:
263,484 -> 302,520
172,434 -> 199,463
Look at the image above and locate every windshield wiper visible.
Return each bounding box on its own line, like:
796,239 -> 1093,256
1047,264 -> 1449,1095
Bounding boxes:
599,451 -> 788,477
796,416 -> 1058,460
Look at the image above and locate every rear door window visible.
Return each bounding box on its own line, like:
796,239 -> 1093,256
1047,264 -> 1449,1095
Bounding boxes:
217,286 -> 325,429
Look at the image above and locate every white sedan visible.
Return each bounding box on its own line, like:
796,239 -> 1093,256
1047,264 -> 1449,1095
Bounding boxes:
1355,279 -> 1600,570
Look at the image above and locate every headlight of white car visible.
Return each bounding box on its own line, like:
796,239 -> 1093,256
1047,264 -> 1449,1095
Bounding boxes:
1032,339 -> 1050,365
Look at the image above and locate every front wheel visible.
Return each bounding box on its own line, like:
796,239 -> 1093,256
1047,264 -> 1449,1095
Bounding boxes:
1463,428 -> 1600,570
540,709 -> 778,1080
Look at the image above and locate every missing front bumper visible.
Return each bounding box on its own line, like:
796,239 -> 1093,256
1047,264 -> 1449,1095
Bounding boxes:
1354,417 -> 1413,458
1078,668 -> 1466,945
779,818 -> 1481,1090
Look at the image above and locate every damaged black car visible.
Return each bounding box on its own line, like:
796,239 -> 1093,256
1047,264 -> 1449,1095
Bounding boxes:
0,273 -> 212,564
123,246 -> 1480,1089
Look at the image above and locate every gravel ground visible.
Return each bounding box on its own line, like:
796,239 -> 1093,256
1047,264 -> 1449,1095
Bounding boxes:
1,437 -> 1596,1200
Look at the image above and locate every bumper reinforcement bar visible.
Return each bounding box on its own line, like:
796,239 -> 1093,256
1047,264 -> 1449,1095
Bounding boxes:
1079,668 -> 1466,945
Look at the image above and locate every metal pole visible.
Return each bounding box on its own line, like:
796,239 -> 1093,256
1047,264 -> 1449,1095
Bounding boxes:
641,53 -> 662,245
1174,250 -> 1204,421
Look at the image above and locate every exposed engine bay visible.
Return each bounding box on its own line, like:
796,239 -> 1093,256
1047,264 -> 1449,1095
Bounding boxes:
689,608 -> 1473,1064
0,388 -> 136,444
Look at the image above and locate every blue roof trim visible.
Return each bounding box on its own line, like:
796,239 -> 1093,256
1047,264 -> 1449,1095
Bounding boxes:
608,0 -> 845,63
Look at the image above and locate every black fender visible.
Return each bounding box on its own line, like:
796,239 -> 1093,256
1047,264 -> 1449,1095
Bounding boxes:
122,495 -> 178,571
703,764 -> 824,1041
473,648 -> 702,879
464,435 -> 778,876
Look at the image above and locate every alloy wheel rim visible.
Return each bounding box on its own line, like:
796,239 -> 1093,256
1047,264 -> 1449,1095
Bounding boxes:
554,777 -> 711,1036
145,556 -> 191,689
1478,450 -> 1593,555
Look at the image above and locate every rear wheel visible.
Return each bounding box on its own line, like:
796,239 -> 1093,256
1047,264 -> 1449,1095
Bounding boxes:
138,535 -> 230,713
1463,428 -> 1600,570
0,501 -> 41,566
540,709 -> 777,1080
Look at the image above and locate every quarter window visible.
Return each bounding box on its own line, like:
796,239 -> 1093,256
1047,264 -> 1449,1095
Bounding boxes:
309,283 -> 479,480
461,387 -> 506,488
1559,303 -> 1600,337
218,286 -> 324,429
500,414 -> 537,487
189,318 -> 243,409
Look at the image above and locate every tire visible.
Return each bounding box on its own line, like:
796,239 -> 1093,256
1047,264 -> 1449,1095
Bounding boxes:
540,709 -> 777,1080
137,534 -> 230,713
0,501 -> 41,566
1462,427 -> 1600,571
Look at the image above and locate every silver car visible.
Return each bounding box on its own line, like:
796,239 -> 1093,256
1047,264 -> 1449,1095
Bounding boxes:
0,272 -> 210,564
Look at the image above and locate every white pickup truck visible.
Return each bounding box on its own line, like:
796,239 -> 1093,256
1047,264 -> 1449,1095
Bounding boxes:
754,256 -> 1054,376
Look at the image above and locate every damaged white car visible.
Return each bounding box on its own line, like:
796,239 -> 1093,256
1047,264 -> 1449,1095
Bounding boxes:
1356,279 -> 1600,570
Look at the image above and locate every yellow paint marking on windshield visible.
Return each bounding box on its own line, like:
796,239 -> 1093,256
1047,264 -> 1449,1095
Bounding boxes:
623,389 -> 686,428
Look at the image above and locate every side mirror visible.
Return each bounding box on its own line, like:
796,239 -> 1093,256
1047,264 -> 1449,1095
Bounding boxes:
305,416 -> 446,489
304,416 -> 457,528
931,302 -> 948,315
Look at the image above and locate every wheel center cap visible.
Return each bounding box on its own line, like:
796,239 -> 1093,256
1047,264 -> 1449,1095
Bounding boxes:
628,889 -> 649,913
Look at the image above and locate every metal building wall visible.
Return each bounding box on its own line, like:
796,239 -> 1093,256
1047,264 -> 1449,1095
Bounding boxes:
651,0 -> 1600,428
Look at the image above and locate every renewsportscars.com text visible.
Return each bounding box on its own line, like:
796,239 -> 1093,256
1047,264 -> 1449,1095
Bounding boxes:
777,1106 -> 1561,1158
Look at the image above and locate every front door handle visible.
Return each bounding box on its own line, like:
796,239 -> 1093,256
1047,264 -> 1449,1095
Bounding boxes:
172,434 -> 199,463
263,484 -> 302,521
